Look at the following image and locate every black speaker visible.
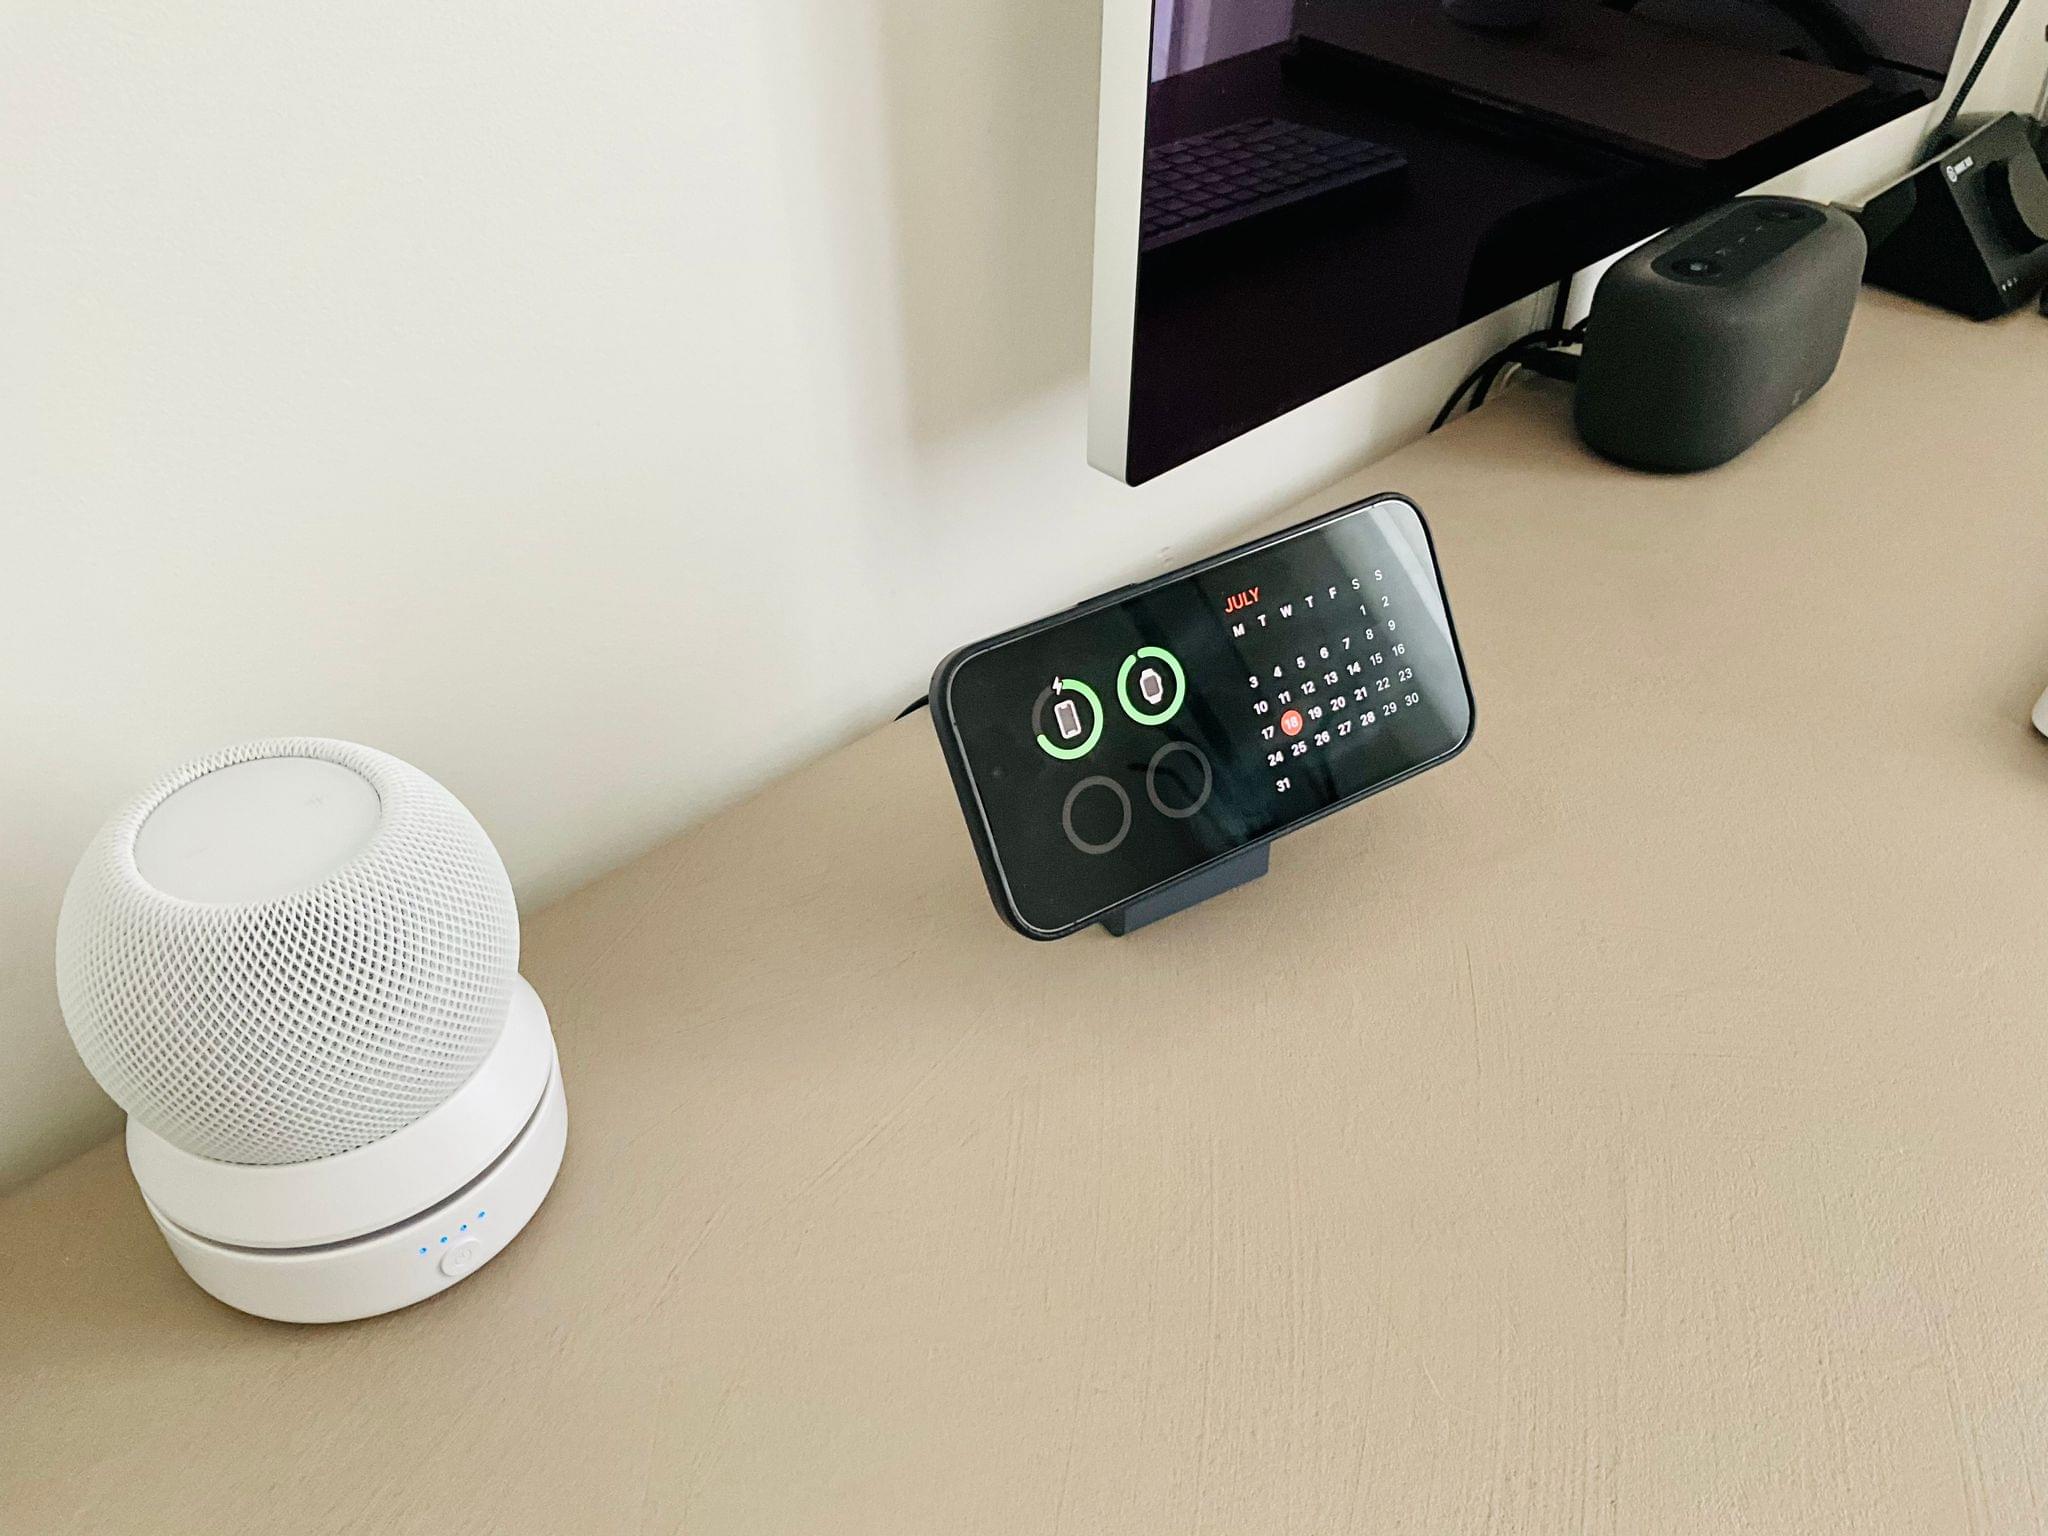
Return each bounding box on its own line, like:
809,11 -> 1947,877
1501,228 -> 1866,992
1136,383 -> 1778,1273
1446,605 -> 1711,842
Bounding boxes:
1858,114 -> 2048,320
1574,197 -> 1866,473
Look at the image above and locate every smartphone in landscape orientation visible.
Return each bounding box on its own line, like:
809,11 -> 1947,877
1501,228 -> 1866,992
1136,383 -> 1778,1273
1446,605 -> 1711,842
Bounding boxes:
930,493 -> 1476,940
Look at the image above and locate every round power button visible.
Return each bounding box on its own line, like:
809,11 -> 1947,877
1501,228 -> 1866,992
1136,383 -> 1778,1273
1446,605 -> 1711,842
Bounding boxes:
439,1239 -> 482,1279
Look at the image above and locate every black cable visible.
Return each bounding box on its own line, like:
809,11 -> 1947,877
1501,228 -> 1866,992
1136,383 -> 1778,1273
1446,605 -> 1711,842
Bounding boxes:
1514,349 -> 1584,384
1431,323 -> 1587,432
1431,364 -> 1492,433
1921,0 -> 2028,158
1470,324 -> 1587,413
1546,274 -> 1573,333
1471,337 -> 1585,410
1433,328 -> 1571,431
1468,351 -> 1526,414
1434,335 -> 1557,431
1472,348 -> 1542,412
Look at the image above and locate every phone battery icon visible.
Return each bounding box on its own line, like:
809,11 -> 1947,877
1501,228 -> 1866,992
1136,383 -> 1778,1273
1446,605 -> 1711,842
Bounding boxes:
1054,697 -> 1084,740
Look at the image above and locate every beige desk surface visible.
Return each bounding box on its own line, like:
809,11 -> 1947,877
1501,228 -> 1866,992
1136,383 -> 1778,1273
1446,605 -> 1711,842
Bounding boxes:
7,292 -> 2048,1534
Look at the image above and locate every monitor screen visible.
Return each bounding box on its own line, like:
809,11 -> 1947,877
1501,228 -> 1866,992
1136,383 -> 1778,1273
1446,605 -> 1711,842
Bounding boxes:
1092,0 -> 1975,483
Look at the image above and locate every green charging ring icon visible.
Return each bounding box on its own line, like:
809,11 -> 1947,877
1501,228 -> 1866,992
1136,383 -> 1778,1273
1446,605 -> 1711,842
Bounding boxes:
1035,678 -> 1104,760
1118,647 -> 1186,725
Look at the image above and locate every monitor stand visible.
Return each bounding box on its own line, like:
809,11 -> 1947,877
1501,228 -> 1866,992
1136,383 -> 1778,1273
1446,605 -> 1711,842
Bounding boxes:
1100,844 -> 1271,938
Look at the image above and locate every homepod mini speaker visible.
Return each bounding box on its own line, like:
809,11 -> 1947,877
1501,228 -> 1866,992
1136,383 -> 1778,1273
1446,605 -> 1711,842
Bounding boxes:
55,737 -> 568,1324
1574,197 -> 1866,472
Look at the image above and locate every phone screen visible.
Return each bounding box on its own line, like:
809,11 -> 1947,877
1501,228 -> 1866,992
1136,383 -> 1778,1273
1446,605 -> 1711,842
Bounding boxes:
937,497 -> 1474,937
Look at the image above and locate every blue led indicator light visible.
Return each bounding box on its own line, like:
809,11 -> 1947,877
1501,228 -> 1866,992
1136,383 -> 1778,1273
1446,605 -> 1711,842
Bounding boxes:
439,1235 -> 449,1244
418,1247 -> 427,1256
477,1210 -> 487,1219
459,1223 -> 468,1232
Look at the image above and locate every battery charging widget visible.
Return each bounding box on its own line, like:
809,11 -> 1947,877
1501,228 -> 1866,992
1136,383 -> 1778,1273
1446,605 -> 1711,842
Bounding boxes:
1033,678 -> 1104,760
1117,647 -> 1186,726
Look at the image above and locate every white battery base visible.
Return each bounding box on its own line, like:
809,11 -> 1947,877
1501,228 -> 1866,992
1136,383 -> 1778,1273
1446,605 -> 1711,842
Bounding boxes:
140,1050 -> 568,1325
56,740 -> 573,1327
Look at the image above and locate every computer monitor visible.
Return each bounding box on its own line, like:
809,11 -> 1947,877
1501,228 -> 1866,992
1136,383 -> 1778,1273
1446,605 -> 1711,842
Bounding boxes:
1088,0 -> 1978,484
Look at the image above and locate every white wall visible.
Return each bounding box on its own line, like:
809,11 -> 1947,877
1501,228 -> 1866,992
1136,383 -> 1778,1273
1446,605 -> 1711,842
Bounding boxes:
2,0 -> 2041,1193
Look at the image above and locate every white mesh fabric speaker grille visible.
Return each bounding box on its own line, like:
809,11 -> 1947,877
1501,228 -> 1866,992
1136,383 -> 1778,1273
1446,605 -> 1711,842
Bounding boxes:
56,739 -> 520,1165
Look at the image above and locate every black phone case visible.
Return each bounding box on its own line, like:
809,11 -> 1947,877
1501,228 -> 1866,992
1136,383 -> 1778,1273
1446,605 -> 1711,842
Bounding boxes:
928,492 -> 1477,941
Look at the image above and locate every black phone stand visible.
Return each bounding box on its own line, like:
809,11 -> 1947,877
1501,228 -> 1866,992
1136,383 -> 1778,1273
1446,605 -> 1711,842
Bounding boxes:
1099,844 -> 1271,937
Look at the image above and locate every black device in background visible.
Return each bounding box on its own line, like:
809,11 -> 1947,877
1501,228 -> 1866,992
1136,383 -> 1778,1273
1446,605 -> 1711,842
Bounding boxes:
1429,0 -> 2041,453
1433,196 -> 1865,470
1857,114 -> 2048,319
1107,0 -> 1978,484
1574,197 -> 1868,472
930,496 -> 1474,940
1141,117 -> 1409,253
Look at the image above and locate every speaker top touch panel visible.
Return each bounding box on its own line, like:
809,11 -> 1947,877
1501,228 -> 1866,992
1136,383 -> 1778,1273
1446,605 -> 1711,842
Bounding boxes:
134,756 -> 384,904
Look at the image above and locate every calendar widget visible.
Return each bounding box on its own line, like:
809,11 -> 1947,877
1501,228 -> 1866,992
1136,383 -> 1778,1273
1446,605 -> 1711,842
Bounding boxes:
933,495 -> 1473,939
